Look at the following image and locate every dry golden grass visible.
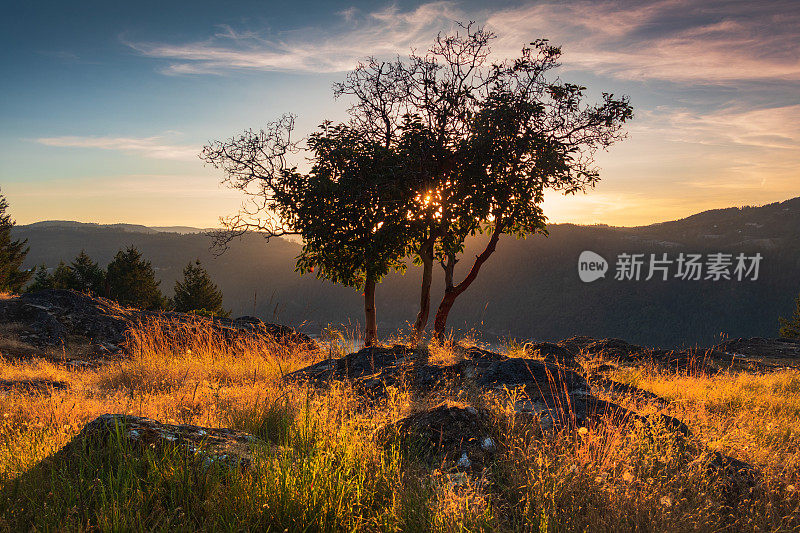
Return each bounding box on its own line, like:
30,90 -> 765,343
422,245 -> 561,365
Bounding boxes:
0,318 -> 797,531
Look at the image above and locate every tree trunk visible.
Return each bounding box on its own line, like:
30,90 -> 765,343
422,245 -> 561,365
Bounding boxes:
411,239 -> 435,344
364,275 -> 378,347
433,223 -> 502,337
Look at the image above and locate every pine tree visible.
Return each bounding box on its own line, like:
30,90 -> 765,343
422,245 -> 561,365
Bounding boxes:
26,265 -> 53,292
173,260 -> 229,317
779,293 -> 800,339
51,260 -> 78,289
106,246 -> 166,310
0,190 -> 32,293
71,250 -> 105,295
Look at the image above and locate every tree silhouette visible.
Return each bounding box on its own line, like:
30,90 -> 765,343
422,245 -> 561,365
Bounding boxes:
51,261 -> 78,289
71,250 -> 105,295
287,124 -> 414,345
204,23 -> 632,343
0,189 -> 31,293
203,120 -> 416,345
173,260 -> 229,317
106,246 -> 166,310
25,265 -> 53,293
337,27 -> 632,337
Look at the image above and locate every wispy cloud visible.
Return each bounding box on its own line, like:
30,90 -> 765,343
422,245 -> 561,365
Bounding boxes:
663,104 -> 800,150
125,0 -> 800,84
487,0 -> 800,83
126,2 -> 462,75
35,136 -> 199,161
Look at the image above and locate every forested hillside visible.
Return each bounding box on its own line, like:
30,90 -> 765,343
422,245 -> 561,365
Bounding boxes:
14,197 -> 800,347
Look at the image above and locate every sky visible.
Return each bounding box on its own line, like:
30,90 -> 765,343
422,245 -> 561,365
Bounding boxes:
1,0 -> 798,228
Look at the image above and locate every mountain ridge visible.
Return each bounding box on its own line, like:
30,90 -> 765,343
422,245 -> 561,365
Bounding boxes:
12,196 -> 800,347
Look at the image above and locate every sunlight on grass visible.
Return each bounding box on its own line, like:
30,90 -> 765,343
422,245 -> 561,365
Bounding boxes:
0,318 -> 798,530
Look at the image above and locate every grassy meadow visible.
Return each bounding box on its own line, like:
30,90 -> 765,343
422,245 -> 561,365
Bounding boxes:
0,319 -> 798,531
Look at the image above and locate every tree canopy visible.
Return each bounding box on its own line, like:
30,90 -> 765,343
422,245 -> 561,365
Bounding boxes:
25,251 -> 105,295
0,190 -> 31,293
173,260 -> 229,317
204,23 -> 632,344
106,246 -> 166,310
71,250 -> 105,295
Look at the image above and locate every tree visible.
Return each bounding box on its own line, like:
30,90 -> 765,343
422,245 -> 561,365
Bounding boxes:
204,23 -> 632,344
780,293 -> 800,339
329,25 -> 633,337
51,260 -> 78,289
173,260 -> 230,317
203,119 -> 416,346
71,250 -> 105,295
0,189 -> 32,293
106,246 -> 166,310
285,124 -> 415,345
26,265 -> 53,292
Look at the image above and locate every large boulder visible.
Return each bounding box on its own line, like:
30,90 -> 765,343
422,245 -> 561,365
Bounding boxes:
581,338 -> 648,361
379,403 -> 498,470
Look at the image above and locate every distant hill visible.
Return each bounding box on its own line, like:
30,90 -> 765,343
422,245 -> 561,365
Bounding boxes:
25,221 -> 213,235
13,197 -> 800,347
149,226 -> 216,234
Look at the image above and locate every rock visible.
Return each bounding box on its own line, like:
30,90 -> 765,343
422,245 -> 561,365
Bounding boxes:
714,337 -> 800,360
582,338 -> 648,360
590,378 -> 670,408
378,403 -> 497,470
471,357 -> 588,403
454,345 -> 505,362
557,336 -> 600,355
522,341 -> 578,367
0,290 -> 317,361
704,451 -> 759,494
284,345 -> 432,392
286,345 -> 589,406
56,414 -> 268,470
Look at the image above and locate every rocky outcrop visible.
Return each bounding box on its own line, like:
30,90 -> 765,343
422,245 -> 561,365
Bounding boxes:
0,289 -> 316,360
521,341 -> 579,367
284,344 -> 589,408
54,414 -> 271,470
714,337 -> 800,359
291,342 -> 757,490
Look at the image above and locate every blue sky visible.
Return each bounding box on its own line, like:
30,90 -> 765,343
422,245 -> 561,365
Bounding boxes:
2,0 -> 798,227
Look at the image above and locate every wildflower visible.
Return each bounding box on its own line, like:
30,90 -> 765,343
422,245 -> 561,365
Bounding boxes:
622,471 -> 634,483
788,485 -> 796,493
660,495 -> 672,507
457,452 -> 471,469
578,427 -> 589,436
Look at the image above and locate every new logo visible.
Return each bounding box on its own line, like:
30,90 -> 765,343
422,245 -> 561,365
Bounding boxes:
578,250 -> 608,282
